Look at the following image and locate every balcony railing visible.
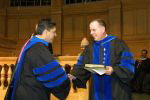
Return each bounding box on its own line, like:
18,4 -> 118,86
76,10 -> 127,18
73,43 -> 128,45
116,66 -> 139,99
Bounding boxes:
64,0 -> 105,5
10,0 -> 51,7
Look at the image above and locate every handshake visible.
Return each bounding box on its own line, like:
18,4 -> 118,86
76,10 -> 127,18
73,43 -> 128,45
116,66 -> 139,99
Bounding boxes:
64,64 -> 114,81
64,64 -> 78,93
64,64 -> 114,92
64,64 -> 76,81
68,74 -> 76,81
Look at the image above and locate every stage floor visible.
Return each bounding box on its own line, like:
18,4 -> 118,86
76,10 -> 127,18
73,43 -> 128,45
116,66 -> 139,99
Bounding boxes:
1,88 -> 150,100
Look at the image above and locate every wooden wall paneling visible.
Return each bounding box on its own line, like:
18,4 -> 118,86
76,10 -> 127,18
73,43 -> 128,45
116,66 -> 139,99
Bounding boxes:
63,1 -> 109,15
108,6 -> 121,37
51,0 -> 63,7
7,19 -> 18,39
0,36 -> 17,57
0,0 -> 150,57
123,10 -> 135,36
124,0 -> 147,5
63,15 -> 87,55
123,2 -> 150,40
0,0 -> 3,8
148,6 -> 150,35
0,9 -> 6,37
135,9 -> 147,35
0,16 -> 5,37
63,16 -> 73,41
62,42 -> 81,56
0,0 -> 6,8
10,7 -> 51,16
0,47 -> 15,57
18,19 -> 30,40
74,15 -> 84,40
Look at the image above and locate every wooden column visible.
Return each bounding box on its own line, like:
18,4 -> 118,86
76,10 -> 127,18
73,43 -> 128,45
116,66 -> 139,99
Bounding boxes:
7,64 -> 12,88
0,65 -> 5,89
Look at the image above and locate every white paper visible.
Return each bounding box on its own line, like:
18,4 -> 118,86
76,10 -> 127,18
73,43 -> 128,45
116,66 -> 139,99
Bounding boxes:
84,64 -> 106,75
85,64 -> 104,68
92,68 -> 106,75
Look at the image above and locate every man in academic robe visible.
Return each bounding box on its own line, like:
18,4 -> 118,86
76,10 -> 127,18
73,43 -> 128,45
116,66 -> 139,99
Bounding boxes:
70,19 -> 135,100
133,49 -> 150,93
5,18 -> 70,100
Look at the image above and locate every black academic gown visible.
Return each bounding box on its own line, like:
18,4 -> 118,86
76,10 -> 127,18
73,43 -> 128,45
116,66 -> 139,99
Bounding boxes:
72,36 -> 135,100
134,58 -> 150,93
5,36 -> 70,100
15,43 -> 70,100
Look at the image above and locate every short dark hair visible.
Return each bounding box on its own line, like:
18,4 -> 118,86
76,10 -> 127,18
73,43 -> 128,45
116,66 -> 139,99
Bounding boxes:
141,49 -> 148,54
91,19 -> 107,30
34,18 -> 56,36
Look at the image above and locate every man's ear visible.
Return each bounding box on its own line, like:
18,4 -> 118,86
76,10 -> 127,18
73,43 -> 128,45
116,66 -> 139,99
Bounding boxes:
101,26 -> 105,33
43,29 -> 47,34
35,24 -> 38,31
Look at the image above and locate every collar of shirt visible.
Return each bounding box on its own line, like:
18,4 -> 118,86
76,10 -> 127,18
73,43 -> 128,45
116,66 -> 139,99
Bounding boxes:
94,34 -> 109,45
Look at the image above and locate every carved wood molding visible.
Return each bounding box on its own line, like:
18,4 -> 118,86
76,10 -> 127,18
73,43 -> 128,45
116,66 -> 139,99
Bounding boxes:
123,35 -> 150,41
0,57 -> 17,65
0,37 -> 17,49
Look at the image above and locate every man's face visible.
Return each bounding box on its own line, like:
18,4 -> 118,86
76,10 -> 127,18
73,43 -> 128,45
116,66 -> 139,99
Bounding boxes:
89,21 -> 105,41
141,51 -> 147,58
45,27 -> 57,43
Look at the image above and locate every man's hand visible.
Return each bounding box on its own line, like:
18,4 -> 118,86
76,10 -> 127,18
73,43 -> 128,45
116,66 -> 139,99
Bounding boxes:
105,66 -> 113,75
68,74 -> 76,81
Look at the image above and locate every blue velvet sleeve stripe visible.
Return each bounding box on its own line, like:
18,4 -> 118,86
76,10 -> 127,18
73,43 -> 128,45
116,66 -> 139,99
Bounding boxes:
35,65 -> 60,76
119,63 -> 135,73
121,59 -> 135,65
119,52 -> 135,73
43,74 -> 68,88
33,60 -> 59,75
77,56 -> 83,65
121,51 -> 133,57
36,67 -> 65,81
40,72 -> 65,83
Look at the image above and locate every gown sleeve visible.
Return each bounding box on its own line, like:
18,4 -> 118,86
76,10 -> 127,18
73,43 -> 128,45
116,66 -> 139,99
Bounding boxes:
28,43 -> 70,99
112,39 -> 135,84
71,45 -> 91,88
